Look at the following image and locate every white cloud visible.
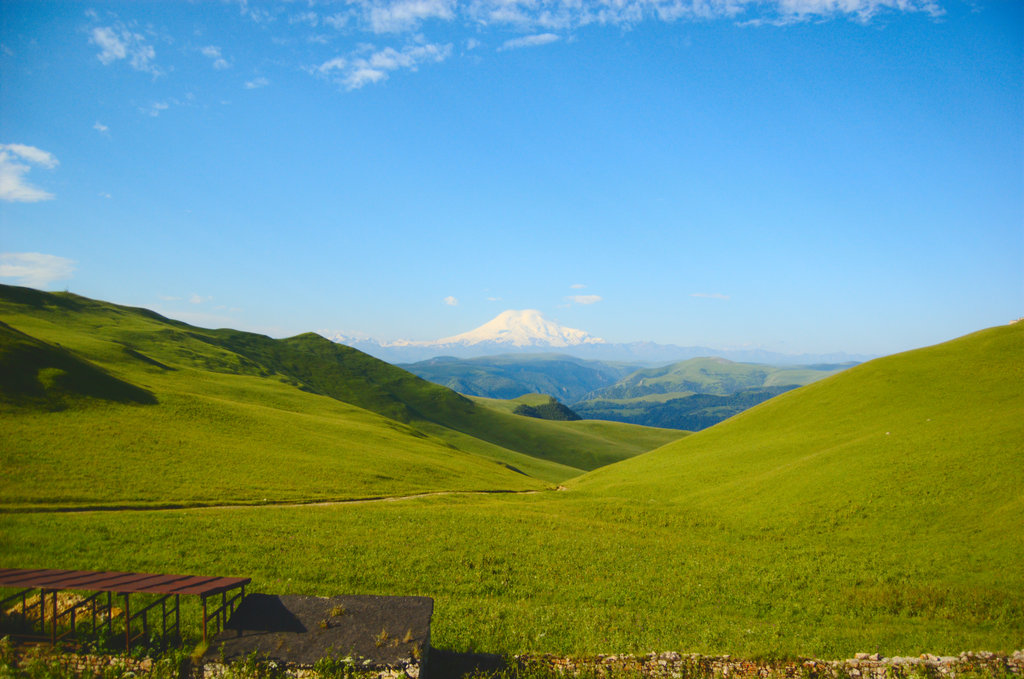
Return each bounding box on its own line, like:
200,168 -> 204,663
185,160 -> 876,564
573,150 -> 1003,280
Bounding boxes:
568,294 -> 602,305
89,24 -> 159,74
499,33 -> 560,50
444,295 -> 459,306
289,11 -> 320,27
691,292 -> 731,300
570,283 -> 586,289
314,42 -> 452,90
235,0 -> 278,24
0,144 -> 59,202
1,144 -> 57,169
189,294 -> 213,304
0,253 -> 75,288
346,66 -> 389,88
244,76 -> 270,89
323,13 -> 349,29
768,0 -> 944,23
463,0 -> 942,31
93,121 -> 109,134
142,101 -> 170,117
201,45 -> 231,69
358,0 -> 456,33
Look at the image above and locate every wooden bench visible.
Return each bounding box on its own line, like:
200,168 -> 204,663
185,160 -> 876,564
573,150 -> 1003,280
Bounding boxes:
0,567 -> 250,650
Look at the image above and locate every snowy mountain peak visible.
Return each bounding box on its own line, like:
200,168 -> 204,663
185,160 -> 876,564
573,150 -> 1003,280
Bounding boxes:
435,309 -> 604,347
394,309 -> 605,348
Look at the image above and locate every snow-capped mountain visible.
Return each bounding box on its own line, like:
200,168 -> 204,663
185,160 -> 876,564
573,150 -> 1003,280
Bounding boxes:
397,309 -> 605,349
321,311 -> 873,365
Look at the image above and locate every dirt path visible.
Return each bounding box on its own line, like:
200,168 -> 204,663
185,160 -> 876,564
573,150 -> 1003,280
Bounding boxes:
5,488 -> 549,515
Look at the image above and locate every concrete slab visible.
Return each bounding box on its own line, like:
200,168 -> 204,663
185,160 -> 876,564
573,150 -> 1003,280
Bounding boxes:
204,593 -> 432,674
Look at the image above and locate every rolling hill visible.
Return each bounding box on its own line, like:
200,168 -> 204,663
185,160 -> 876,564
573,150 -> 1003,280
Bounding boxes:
581,356 -> 850,400
399,353 -> 638,404
1,298 -> 1020,657
571,357 -> 852,429
0,284 -> 683,508
573,322 -> 1024,615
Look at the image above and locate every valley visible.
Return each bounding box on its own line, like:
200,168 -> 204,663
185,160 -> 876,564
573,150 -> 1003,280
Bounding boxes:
400,353 -> 852,431
1,283 -> 1022,660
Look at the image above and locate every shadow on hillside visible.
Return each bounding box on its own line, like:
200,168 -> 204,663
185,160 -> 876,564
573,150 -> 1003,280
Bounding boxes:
0,321 -> 157,408
428,649 -> 508,679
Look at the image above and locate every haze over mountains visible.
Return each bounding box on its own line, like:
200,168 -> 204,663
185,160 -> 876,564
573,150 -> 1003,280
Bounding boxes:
324,309 -> 873,365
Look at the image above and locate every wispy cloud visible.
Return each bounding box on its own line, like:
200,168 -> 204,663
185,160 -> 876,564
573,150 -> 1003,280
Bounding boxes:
189,293 -> 213,304
567,294 -> 602,305
444,295 -> 459,306
570,283 -> 586,289
467,0 -> 942,31
691,292 -> 730,300
357,0 -> 457,33
0,253 -> 75,288
0,144 -> 58,202
141,101 -> 170,117
323,13 -> 349,29
500,33 -> 560,50
200,45 -> 231,70
93,121 -> 109,134
244,76 -> 270,89
289,11 -> 320,27
89,24 -> 159,75
314,41 -> 453,90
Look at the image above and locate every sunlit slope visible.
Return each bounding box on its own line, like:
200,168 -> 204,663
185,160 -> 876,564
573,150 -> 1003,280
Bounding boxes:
467,394 -> 688,469
203,331 -> 675,473
586,356 -> 848,400
575,323 -> 1024,533
0,285 -> 552,508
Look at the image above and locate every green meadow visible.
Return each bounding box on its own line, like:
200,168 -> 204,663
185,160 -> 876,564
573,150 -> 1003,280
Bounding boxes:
1,284 -> 1022,659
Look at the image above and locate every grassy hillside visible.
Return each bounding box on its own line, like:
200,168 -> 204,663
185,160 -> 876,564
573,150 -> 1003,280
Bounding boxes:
0,285 -> 674,506
574,323 -> 1023,506
572,357 -> 853,430
2,289 -> 1019,657
469,394 -> 687,468
400,354 -> 639,403
0,287 -> 556,508
573,385 -> 797,430
584,356 -> 849,400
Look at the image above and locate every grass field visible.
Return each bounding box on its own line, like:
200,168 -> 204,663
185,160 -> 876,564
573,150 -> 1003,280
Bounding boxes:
1,285 -> 1021,659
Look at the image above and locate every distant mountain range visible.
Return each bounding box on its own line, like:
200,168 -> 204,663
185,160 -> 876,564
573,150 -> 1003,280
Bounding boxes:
324,309 -> 873,365
401,353 -> 853,431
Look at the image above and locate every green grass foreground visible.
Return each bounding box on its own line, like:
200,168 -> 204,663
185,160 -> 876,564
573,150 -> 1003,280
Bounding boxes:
1,285 -> 1022,659
1,485 -> 1021,658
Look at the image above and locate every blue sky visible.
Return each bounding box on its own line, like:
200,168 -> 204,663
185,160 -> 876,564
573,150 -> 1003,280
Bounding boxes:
1,0 -> 1020,356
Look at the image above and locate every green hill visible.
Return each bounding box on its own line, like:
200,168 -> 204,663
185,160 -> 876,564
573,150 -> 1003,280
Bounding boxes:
399,354 -> 639,403
0,320 -> 157,408
583,356 -> 849,400
571,356 -> 852,430
574,323 -> 1024,506
567,322 -> 1024,649
0,285 -> 681,507
574,385 -> 797,430
1,312 -> 1020,657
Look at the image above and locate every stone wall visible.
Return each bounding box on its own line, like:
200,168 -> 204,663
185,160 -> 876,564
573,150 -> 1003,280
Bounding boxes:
514,651 -> 1024,679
